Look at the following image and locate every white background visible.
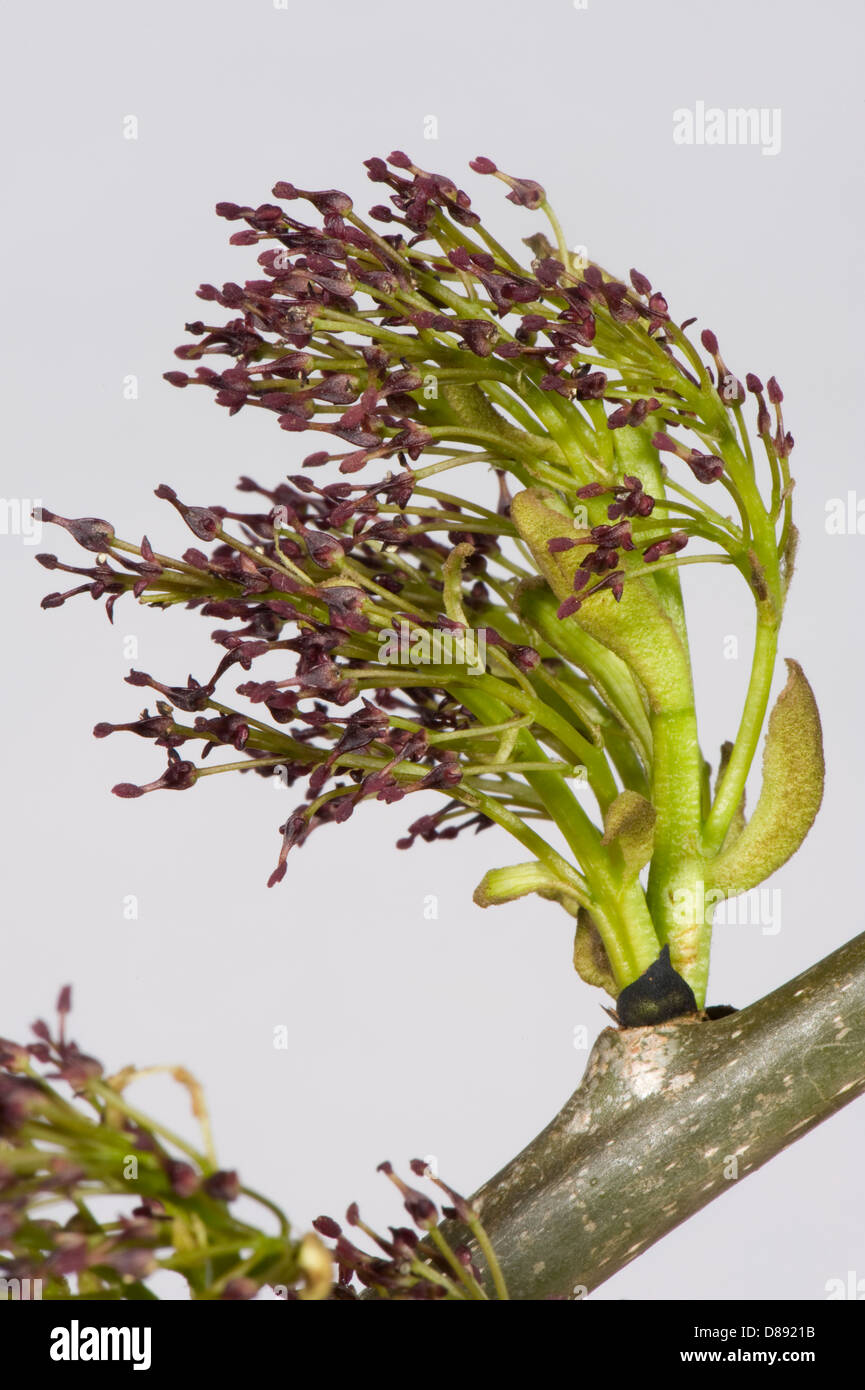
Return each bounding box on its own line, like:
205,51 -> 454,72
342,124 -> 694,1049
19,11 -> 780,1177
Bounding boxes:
2,0 -> 862,1299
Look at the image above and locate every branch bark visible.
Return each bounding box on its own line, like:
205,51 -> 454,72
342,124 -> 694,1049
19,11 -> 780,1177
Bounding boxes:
444,931 -> 865,1300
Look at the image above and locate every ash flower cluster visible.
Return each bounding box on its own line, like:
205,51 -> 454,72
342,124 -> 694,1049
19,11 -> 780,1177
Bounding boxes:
38,152 -> 801,1005
314,1159 -> 508,1300
0,989 -> 319,1300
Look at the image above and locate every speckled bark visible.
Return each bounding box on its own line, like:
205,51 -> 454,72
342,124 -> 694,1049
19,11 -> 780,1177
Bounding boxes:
444,931 -> 865,1300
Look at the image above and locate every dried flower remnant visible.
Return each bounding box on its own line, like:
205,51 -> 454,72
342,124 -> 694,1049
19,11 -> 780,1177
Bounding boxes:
39,154 -> 822,1012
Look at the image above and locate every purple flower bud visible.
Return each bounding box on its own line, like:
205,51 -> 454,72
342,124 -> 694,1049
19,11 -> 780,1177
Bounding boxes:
155,485 -> 221,541
420,757 -> 462,791
767,376 -> 783,404
535,258 -> 564,286
273,183 -> 352,215
204,1169 -> 240,1202
304,530 -> 344,567
575,483 -> 609,499
687,452 -> 724,484
165,1160 -> 200,1197
504,175 -> 545,209
403,1189 -> 437,1227
112,782 -> 144,799
314,1215 -> 342,1239
512,646 -> 540,672
40,511 -> 116,554
643,531 -> 689,563
651,432 -> 679,454
0,1075 -> 42,1133
575,371 -> 607,399
0,1039 -> 29,1071
113,756 -> 197,799
557,595 -> 582,619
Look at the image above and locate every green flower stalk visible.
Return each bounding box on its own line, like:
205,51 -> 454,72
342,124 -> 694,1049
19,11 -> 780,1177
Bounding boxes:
38,152 -> 824,1012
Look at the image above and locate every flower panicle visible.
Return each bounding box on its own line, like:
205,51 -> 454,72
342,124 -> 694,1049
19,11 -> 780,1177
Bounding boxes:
312,1159 -> 506,1300
157,152 -> 790,581
0,990 -> 315,1300
36,153 -> 795,917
